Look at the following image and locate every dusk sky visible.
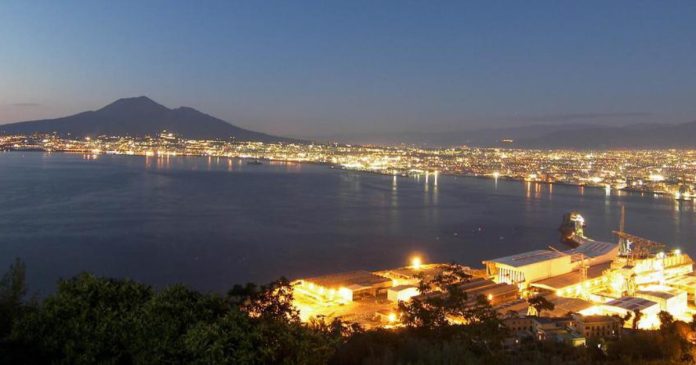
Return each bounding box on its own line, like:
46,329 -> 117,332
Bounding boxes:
1,1 -> 695,137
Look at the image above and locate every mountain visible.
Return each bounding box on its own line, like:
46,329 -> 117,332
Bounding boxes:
316,124 -> 613,147
515,121 -> 696,149
0,96 -> 295,142
318,121 -> 696,149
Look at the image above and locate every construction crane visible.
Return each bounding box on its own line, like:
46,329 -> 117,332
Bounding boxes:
612,231 -> 666,266
615,205 -> 664,264
618,205 -> 630,256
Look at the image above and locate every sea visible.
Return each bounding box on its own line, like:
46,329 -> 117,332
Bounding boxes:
1,151 -> 695,295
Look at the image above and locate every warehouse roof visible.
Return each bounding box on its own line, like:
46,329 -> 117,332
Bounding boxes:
667,275 -> 696,287
566,238 -> 617,259
636,290 -> 677,300
604,296 -> 658,312
531,262 -> 611,290
303,270 -> 391,289
487,250 -> 567,268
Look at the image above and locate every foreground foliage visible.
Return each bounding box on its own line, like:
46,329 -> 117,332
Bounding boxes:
2,260 -> 696,364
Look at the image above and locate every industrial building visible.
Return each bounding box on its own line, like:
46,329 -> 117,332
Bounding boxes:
297,270 -> 392,303
582,296 -> 661,329
571,314 -> 622,339
484,250 -> 571,286
387,285 -> 420,302
294,214 -> 696,331
485,237 -> 618,289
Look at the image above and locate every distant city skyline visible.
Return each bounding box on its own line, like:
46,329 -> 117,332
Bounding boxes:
2,0 -> 696,138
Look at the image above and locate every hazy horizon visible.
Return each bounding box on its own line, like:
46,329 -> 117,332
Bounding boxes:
2,1 -> 696,138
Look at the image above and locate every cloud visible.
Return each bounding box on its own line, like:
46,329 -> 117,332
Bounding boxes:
9,102 -> 42,107
512,112 -> 653,123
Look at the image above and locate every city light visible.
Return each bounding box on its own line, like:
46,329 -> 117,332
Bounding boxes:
2,132 -> 695,200
411,256 -> 422,270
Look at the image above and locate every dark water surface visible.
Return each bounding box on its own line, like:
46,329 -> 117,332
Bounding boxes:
1,152 -> 695,295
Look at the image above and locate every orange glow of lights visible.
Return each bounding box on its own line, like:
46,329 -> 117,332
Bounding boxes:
411,256 -> 422,270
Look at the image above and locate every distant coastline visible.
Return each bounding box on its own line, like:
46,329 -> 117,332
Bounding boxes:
0,147 -> 684,202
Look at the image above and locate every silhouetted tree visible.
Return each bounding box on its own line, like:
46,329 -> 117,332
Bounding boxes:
0,258 -> 27,339
130,284 -> 227,364
527,295 -> 554,316
399,263 -> 471,329
659,310 -> 675,331
228,277 -> 299,322
632,309 -> 643,330
11,273 -> 152,364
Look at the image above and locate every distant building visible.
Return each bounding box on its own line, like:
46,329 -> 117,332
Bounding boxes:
503,316 -> 533,333
531,316 -> 575,341
503,315 -> 586,347
572,314 -> 621,339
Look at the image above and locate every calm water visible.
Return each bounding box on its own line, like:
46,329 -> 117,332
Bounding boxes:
1,152 -> 695,295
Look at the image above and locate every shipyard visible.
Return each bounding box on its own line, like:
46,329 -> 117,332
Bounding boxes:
292,209 -> 696,344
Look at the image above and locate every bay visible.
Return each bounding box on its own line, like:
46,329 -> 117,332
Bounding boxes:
1,151 -> 694,295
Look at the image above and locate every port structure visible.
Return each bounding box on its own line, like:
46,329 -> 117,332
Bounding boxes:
293,212 -> 696,331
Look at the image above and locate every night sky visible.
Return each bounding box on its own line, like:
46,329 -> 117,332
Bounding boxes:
1,0 -> 695,137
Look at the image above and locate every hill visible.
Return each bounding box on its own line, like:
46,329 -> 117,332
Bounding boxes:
516,121 -> 696,149
0,96 -> 295,143
318,121 -> 696,149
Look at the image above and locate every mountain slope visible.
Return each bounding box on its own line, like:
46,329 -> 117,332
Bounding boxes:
318,121 -> 696,149
516,121 -> 696,149
0,96 -> 294,142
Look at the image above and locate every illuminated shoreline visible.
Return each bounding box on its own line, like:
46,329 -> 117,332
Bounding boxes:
2,132 -> 695,200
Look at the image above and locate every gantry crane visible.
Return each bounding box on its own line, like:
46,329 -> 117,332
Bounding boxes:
613,231 -> 665,266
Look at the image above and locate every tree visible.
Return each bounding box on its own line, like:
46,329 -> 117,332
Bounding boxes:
617,312 -> 632,328
130,285 -> 226,364
632,309 -> 643,330
659,310 -> 674,331
227,277 -> 299,322
464,295 -> 498,324
184,280 -> 342,365
10,273 -> 152,364
0,258 -> 27,339
399,263 -> 471,329
430,263 -> 472,292
398,296 -> 449,329
527,295 -> 554,316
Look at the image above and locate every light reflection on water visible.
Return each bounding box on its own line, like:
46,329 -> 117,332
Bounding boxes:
0,151 -> 695,295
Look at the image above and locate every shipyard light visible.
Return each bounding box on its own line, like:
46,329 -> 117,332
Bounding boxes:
338,287 -> 353,303
411,256 -> 422,270
649,174 -> 665,182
